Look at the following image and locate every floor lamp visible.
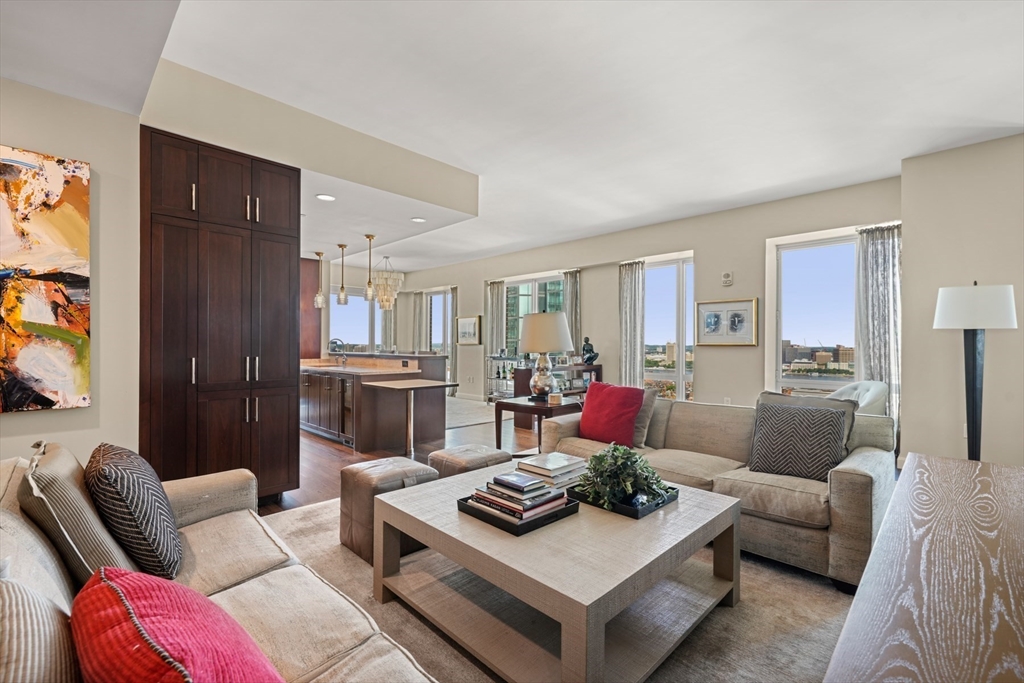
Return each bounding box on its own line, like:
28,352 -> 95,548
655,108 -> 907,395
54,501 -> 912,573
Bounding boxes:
933,283 -> 1018,461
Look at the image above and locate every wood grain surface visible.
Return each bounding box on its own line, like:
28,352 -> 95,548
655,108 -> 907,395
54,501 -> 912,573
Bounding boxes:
825,452 -> 1024,682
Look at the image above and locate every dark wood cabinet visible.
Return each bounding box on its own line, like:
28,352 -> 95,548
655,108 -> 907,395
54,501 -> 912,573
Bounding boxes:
198,146 -> 252,229
251,160 -> 300,236
141,126 -> 300,498
149,133 -> 198,220
299,370 -> 353,444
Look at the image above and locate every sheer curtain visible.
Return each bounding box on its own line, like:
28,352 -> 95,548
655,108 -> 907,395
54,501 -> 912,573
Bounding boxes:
563,269 -> 582,354
619,261 -> 645,388
448,286 -> 458,397
856,222 -> 902,430
485,280 -> 506,359
411,291 -> 428,352
380,300 -> 397,351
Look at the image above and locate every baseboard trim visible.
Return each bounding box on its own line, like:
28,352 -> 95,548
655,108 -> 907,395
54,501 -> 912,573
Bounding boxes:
454,392 -> 486,402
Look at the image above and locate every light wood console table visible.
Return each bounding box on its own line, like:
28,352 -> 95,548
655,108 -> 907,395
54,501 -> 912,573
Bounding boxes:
373,463 -> 740,683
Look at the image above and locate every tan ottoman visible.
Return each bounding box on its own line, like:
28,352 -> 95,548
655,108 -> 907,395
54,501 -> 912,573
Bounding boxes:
340,457 -> 438,564
427,444 -> 512,478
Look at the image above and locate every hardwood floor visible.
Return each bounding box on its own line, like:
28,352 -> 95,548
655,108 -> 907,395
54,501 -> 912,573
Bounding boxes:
257,419 -> 540,515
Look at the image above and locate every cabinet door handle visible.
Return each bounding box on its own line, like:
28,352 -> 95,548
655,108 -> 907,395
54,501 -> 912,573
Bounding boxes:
191,357 -> 196,385
191,183 -> 196,211
255,356 -> 260,381
255,197 -> 260,223
246,195 -> 251,221
245,356 -> 250,381
255,397 -> 260,422
245,397 -> 250,423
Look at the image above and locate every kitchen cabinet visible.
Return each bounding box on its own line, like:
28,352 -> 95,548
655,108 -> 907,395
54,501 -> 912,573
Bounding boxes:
251,160 -> 300,236
299,370 -> 353,445
198,146 -> 252,229
149,133 -> 198,220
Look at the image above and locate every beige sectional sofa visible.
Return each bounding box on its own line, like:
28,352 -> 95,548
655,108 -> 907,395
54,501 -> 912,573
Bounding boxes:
0,447 -> 435,683
541,399 -> 896,587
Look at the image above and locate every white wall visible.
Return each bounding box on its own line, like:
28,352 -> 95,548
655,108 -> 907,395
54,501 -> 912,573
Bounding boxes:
0,79 -> 140,461
401,177 -> 902,405
901,134 -> 1024,467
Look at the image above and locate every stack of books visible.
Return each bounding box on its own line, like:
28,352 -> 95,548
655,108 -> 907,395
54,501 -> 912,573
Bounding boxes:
467,471 -> 567,524
515,452 -> 587,489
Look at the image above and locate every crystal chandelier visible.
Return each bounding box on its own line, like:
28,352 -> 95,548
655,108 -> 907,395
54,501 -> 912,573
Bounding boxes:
336,244 -> 348,305
372,256 -> 403,311
313,251 -> 326,309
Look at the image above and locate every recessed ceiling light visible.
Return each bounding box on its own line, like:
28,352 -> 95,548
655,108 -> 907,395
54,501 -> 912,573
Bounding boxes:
410,217 -> 426,223
315,194 -> 336,201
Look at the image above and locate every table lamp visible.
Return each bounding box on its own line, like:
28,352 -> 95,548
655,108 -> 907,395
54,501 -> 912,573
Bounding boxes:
519,312 -> 575,401
933,282 -> 1018,461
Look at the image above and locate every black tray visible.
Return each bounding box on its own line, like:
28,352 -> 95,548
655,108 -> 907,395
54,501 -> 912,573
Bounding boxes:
566,485 -> 679,519
457,497 -> 579,536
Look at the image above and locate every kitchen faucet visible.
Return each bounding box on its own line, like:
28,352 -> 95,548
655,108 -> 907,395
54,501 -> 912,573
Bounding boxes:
329,338 -> 348,365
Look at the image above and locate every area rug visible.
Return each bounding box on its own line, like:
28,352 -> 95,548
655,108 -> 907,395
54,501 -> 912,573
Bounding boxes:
264,500 -> 851,683
447,396 -> 512,430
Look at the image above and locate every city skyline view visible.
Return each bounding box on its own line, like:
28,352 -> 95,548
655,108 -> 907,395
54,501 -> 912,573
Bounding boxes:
780,242 -> 856,348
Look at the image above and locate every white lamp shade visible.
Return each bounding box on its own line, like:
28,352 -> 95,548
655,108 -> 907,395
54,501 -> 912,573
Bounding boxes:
519,312 -> 574,353
933,285 -> 1018,330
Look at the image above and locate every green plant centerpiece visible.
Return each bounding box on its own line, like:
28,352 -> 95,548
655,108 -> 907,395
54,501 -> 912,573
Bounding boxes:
575,444 -> 673,511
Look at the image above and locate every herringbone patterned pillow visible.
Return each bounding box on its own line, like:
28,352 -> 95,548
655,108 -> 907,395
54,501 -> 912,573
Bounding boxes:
749,403 -> 846,481
85,444 -> 182,579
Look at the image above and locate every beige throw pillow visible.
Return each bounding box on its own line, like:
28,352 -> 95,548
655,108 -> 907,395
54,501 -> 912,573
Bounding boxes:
0,579 -> 79,683
633,389 -> 659,447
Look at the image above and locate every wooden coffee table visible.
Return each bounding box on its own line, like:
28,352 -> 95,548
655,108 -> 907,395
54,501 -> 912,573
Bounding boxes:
373,463 -> 740,683
493,395 -> 584,450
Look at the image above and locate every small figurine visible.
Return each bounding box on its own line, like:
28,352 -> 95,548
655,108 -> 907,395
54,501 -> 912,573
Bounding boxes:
582,337 -> 599,365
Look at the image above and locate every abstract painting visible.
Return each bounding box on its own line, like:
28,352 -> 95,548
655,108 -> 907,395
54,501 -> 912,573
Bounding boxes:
0,145 -> 91,412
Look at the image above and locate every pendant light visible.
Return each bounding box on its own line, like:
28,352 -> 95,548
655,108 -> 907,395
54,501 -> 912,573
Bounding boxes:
313,251 -> 326,309
336,244 -> 348,305
372,256 -> 403,311
364,234 -> 375,301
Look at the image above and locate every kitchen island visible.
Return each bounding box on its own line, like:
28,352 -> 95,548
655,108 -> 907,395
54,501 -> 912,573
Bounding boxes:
300,353 -> 449,454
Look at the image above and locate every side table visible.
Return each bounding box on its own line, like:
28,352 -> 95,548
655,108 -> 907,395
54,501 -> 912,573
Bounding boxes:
493,396 -> 583,451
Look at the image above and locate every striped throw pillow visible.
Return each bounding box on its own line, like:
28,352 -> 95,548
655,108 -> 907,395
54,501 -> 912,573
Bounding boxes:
0,579 -> 79,683
85,444 -> 182,580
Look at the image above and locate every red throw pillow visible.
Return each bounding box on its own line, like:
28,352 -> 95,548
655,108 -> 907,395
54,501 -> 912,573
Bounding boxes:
579,382 -> 646,446
71,567 -> 284,683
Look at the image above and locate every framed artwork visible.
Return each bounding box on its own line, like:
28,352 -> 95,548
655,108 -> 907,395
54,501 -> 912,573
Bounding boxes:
696,298 -> 758,346
0,145 -> 91,412
457,315 -> 482,345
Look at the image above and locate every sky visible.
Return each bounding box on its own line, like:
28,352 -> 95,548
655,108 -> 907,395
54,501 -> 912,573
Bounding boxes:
643,243 -> 855,350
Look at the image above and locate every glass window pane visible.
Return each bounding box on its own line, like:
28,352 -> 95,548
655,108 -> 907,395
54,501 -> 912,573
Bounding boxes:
779,241 -> 856,395
430,293 -> 445,352
644,264 -> 679,399
330,292 -> 371,352
374,301 -> 383,352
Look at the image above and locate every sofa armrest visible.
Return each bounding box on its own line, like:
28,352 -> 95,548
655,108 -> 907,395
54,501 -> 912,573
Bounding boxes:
541,414 -> 582,454
827,447 -> 897,585
162,469 -> 257,529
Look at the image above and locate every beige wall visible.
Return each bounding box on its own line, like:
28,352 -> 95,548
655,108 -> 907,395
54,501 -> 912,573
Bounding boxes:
401,178 -> 902,403
901,134 -> 1024,467
141,60 -> 478,217
0,79 -> 140,461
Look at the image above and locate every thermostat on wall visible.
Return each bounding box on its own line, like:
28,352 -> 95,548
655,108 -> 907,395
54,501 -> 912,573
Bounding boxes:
721,271 -> 734,286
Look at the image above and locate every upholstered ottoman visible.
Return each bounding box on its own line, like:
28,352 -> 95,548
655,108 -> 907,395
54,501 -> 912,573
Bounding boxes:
427,444 -> 512,478
339,458 -> 438,564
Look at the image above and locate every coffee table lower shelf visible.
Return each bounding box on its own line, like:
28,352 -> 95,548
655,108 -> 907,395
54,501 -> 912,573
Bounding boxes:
382,549 -> 732,683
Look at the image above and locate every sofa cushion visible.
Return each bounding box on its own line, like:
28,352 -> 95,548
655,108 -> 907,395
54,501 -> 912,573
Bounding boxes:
175,509 -> 297,596
305,632 -> 436,683
645,450 -> 745,491
71,566 -> 284,683
556,437 -> 652,460
211,564 -> 382,682
757,391 -> 858,456
84,443 -> 182,579
0,578 -> 78,683
17,443 -> 138,586
749,402 -> 846,481
713,467 -> 830,528
632,389 -> 659,447
663,401 -> 756,463
579,382 -> 645,446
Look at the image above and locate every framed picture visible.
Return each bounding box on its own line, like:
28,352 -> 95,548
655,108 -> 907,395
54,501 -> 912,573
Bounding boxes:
696,298 -> 758,346
457,315 -> 482,345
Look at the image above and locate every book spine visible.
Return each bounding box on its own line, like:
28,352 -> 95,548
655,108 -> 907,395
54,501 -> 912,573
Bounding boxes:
465,500 -> 520,522
474,490 -> 526,511
471,495 -> 524,519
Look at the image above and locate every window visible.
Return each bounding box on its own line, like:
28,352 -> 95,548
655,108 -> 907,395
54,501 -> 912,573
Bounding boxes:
427,290 -> 452,381
768,231 -> 857,396
504,277 -> 563,356
643,259 -> 694,400
329,287 -> 374,352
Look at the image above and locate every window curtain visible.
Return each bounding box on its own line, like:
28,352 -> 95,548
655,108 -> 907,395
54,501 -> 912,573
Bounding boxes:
619,261 -> 645,388
411,291 -> 428,352
485,280 -> 506,360
380,299 -> 397,352
448,286 -> 458,397
563,269 -> 582,354
856,222 -> 902,434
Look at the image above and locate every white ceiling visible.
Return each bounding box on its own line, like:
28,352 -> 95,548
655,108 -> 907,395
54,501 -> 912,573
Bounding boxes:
0,0 -> 179,115
300,169 -> 474,262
